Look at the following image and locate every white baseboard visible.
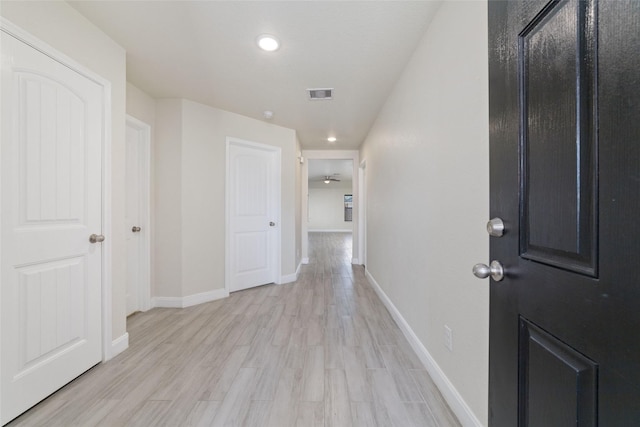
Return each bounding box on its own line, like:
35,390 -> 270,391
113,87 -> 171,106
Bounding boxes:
278,271 -> 298,285
277,261 -> 303,284
302,257 -> 309,264
296,261 -> 302,277
308,229 -> 353,233
110,332 -> 129,359
152,288 -> 228,309
365,269 -> 482,427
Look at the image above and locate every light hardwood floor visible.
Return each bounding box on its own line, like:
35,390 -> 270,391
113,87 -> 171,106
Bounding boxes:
8,232 -> 461,426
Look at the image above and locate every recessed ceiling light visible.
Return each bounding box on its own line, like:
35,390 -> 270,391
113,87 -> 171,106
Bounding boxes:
257,34 -> 280,52
263,110 -> 274,120
327,137 -> 337,143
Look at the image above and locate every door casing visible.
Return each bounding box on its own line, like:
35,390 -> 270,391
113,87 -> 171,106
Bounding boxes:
358,160 -> 367,267
301,150 -> 360,264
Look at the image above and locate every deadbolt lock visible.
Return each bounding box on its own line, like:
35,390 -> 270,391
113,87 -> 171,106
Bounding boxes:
486,218 -> 505,237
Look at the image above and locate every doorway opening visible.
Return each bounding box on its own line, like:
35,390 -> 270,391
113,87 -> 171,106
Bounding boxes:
307,159 -> 354,233
301,150 -> 360,265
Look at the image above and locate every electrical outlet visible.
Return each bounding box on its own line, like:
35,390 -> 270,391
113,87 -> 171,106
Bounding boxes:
444,325 -> 453,352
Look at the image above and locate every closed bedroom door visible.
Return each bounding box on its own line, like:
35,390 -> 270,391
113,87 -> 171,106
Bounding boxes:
1,29 -> 104,423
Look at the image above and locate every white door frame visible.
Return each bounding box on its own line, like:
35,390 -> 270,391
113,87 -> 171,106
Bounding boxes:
301,150 -> 360,264
358,160 -> 367,267
125,115 -> 151,313
0,19 -> 113,365
225,137 -> 282,294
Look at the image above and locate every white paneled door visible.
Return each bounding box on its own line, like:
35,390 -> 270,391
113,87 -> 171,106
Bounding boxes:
228,140 -> 280,292
125,124 -> 141,315
125,117 -> 150,316
1,31 -> 104,423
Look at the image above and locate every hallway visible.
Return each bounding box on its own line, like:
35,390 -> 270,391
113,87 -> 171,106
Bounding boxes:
8,233 -> 460,426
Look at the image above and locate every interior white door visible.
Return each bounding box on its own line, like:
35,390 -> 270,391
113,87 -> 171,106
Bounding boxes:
228,141 -> 279,292
1,32 -> 103,424
125,124 -> 141,315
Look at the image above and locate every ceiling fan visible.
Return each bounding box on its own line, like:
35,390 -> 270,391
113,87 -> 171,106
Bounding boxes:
321,174 -> 341,184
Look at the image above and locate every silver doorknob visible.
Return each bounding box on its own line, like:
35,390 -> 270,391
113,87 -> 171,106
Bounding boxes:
472,260 -> 505,281
269,222 -> 276,227
486,218 -> 505,237
132,226 -> 141,232
89,234 -> 105,243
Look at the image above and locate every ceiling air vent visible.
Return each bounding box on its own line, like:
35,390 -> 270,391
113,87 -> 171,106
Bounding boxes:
307,88 -> 333,100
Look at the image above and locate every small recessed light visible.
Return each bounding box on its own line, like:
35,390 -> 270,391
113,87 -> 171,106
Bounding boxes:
327,137 -> 337,143
257,34 -> 280,52
263,110 -> 274,120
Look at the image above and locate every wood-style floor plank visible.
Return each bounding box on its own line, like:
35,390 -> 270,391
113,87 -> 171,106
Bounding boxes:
7,232 -> 461,427
324,369 -> 352,426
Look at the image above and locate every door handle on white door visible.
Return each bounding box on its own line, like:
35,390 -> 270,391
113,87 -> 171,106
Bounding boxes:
269,222 -> 276,227
132,226 -> 141,232
473,261 -> 505,281
89,234 -> 105,243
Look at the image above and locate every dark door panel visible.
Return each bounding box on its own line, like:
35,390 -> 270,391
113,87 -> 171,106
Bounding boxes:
488,0 -> 640,425
519,318 -> 598,427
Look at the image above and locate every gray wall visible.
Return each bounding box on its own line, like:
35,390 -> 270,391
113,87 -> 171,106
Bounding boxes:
359,1 -> 489,423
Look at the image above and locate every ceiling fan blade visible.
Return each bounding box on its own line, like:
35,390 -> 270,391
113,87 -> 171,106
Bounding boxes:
318,175 -> 341,182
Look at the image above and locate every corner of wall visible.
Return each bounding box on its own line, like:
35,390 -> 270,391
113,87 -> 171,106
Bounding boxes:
109,332 -> 129,360
153,99 -> 184,298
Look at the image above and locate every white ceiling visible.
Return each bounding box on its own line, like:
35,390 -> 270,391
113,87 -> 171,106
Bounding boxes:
69,1 -> 440,150
308,159 -> 353,183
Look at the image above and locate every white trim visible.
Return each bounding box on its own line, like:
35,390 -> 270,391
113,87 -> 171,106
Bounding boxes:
110,333 -> 129,359
101,77 -> 114,362
0,18 -> 115,363
152,288 -> 228,309
301,257 -> 310,265
278,273 -> 297,284
225,137 -> 282,294
296,260 -> 302,276
125,115 -> 152,313
358,160 -> 367,266
351,258 -> 359,265
365,269 -> 482,427
278,260 -> 302,285
308,229 -> 353,233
